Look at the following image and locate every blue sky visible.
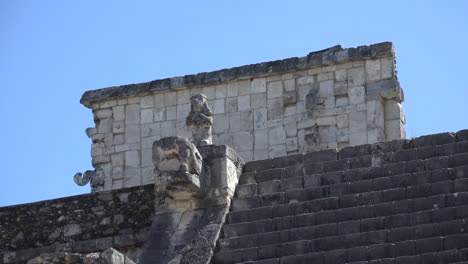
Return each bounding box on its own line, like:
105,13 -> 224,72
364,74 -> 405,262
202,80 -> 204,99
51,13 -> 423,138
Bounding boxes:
1,1 -> 467,206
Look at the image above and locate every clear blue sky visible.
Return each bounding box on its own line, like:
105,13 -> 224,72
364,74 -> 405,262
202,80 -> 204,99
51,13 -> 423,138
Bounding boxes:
1,1 -> 467,206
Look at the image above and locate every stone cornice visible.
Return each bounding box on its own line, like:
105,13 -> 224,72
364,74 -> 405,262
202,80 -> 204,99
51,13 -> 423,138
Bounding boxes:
81,42 -> 394,108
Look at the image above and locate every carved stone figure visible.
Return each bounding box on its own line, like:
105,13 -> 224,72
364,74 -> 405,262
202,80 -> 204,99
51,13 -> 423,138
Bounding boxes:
186,94 -> 213,147
152,137 -> 203,197
73,168 -> 104,192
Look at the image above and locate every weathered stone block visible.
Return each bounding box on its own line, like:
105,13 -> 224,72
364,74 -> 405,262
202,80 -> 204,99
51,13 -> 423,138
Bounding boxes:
215,84 -> 227,99
269,144 -> 286,158
267,98 -> 284,120
384,100 -> 404,121
213,114 -> 230,134
268,126 -> 286,145
319,80 -> 334,97
348,86 -> 365,105
254,108 -> 267,130
233,131 -> 254,151
238,95 -> 251,111
225,97 -> 238,113
347,67 -> 365,87
254,129 -> 268,150
367,100 -> 385,130
251,93 -> 267,110
365,59 -> 381,82
381,57 -> 394,79
227,81 -> 239,97
267,81 -> 283,99
251,78 -> 266,94
125,104 -> 140,125
349,111 -> 367,133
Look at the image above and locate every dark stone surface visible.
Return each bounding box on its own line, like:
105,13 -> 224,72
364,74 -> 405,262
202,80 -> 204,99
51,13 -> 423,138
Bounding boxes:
81,42 -> 394,108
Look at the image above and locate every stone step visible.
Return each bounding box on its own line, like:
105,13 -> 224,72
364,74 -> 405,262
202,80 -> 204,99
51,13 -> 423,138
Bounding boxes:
236,165 -> 468,199
219,210 -> 468,250
231,177 -> 468,213
212,234 -> 468,264
227,188 -> 468,226
229,248 -> 468,264
238,151 -> 468,187
241,134 -> 468,174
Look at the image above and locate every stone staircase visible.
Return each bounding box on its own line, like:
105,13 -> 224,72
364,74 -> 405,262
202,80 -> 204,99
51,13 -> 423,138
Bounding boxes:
212,131 -> 468,264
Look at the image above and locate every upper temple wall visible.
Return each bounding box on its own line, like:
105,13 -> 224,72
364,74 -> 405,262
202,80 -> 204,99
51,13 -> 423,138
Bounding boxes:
81,42 -> 405,191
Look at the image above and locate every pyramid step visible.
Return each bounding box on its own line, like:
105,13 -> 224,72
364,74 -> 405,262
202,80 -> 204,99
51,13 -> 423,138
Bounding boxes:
236,166 -> 468,199
231,177 -> 468,212
213,234 -> 468,264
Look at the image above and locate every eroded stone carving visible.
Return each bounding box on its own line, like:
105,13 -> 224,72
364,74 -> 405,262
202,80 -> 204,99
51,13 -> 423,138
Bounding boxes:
153,137 -> 203,197
186,94 -> 213,147
73,168 -> 104,192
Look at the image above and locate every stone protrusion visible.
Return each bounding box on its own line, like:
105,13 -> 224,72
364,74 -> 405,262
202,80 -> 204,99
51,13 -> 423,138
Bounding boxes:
186,94 -> 213,147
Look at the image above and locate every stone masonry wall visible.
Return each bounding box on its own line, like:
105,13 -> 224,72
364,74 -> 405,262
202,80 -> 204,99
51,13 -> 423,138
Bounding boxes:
0,185 -> 154,264
81,42 -> 405,192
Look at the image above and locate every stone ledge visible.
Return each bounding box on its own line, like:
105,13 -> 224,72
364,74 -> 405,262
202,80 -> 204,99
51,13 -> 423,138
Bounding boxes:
80,42 -> 394,108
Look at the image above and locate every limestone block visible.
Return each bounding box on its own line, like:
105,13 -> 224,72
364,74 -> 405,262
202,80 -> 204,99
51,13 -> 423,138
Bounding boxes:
384,100 -> 404,121
267,97 -> 283,120
284,79 -> 295,92
233,131 -> 253,151
254,129 -> 268,150
308,67 -> 321,75
112,179 -> 123,189
284,120 -> 297,137
349,111 -> 367,133
141,167 -> 154,185
154,93 -> 165,107
115,144 -> 130,152
140,95 -> 154,109
319,80 -> 334,97
125,150 -> 140,167
128,97 -> 140,104
348,86 -> 365,105
324,96 -> 335,109
125,125 -> 140,143
213,99 -> 225,114
298,83 -> 312,99
213,114 -> 229,134
319,126 -> 337,143
166,106 -> 176,121
142,123 -> 161,137
112,166 -> 123,179
284,91 -> 297,106
337,114 -> 349,128
268,125 -> 286,144
297,119 -> 316,130
238,95 -> 251,111
268,118 -> 283,128
177,90 -> 190,105
124,167 -> 141,188
337,128 -> 349,143
381,57 -> 394,79
347,67 -> 365,87
95,108 -> 113,120
349,132 -> 367,146
217,133 -> 232,146
319,142 -> 338,150
113,106 -> 125,122
113,134 -> 125,145
92,143 -> 103,156
215,84 -> 227,99
125,104 -> 140,125
251,93 -> 267,109
269,144 -> 286,158
92,155 -> 110,165
367,100 -> 385,130
336,96 -> 349,107
238,80 -> 251,95
296,100 -> 306,114
202,86 -> 215,100
113,121 -> 124,134
368,128 -> 385,144
334,81 -> 348,96
177,103 -> 190,121
284,105 -> 296,116
141,148 -> 153,167
251,78 -> 266,94
98,118 -> 113,133
267,81 -> 283,99
239,151 -> 253,162
365,59 -> 381,82
385,119 -> 405,140
117,99 -> 127,105
286,137 -> 298,152
141,109 -> 153,124
318,72 -> 332,82
111,153 -> 124,166
227,82 -> 239,97
297,76 -> 314,86
161,120 -> 176,137
317,116 -> 336,126
229,112 -> 241,132
225,97 -> 238,113
254,149 -> 269,160
241,111 -> 254,131
100,100 -> 117,108
322,65 -> 337,73
335,69 -> 347,82
282,73 -> 294,80
163,92 -> 177,106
